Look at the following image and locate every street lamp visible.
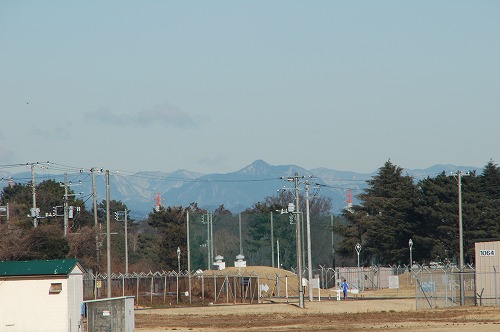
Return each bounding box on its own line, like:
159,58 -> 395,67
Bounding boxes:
409,239 -> 413,266
408,239 -> 413,284
177,247 -> 181,274
355,243 -> 362,291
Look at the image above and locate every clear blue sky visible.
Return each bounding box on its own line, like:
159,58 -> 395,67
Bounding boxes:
1,1 -> 499,174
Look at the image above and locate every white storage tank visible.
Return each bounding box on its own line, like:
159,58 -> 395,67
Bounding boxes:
235,254 -> 246,268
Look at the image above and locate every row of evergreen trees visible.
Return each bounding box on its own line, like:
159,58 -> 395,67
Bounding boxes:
336,160 -> 500,266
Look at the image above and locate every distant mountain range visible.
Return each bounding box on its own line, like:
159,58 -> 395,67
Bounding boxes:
0,160 -> 482,219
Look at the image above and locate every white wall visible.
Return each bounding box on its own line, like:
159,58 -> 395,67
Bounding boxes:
475,241 -> 500,306
0,273 -> 82,332
67,267 -> 84,332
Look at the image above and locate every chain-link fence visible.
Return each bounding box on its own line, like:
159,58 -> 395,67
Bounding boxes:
83,266 -> 385,305
84,270 -> 286,306
84,265 -> 500,308
336,266 -> 404,291
413,265 -> 477,309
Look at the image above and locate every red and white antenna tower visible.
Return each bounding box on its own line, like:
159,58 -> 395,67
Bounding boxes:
154,193 -> 163,212
346,189 -> 353,212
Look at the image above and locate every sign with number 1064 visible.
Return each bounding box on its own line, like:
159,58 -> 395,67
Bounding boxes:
480,250 -> 495,257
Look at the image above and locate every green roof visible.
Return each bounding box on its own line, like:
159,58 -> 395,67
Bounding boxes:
0,259 -> 81,277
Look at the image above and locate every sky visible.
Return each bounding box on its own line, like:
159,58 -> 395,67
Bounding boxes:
1,1 -> 499,175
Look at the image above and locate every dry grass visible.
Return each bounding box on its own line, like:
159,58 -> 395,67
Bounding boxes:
135,266 -> 500,331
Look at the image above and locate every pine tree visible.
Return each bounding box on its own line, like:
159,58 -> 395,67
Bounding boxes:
339,160 -> 419,265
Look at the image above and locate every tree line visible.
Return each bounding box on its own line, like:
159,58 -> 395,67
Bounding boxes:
337,160 -> 500,267
1,160 -> 499,272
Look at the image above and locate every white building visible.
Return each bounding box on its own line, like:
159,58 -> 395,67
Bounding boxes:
475,240 -> 500,306
0,259 -> 84,331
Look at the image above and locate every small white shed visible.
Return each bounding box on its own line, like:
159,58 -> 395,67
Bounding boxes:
0,259 -> 84,332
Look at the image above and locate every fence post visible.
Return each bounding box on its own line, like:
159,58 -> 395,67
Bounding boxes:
494,266 -> 498,305
201,274 -> 205,305
226,275 -> 229,304
176,272 -> 179,304
214,274 -> 217,303
150,276 -> 153,304
257,276 -> 261,304
136,276 -> 139,305
164,275 -> 167,303
233,276 -> 237,304
94,274 -> 98,300
285,275 -> 289,302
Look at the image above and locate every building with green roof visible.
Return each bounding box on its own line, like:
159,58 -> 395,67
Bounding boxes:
0,259 -> 84,332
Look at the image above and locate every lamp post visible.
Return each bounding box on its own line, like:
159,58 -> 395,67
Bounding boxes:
409,239 -> 413,284
355,243 -> 361,291
177,247 -> 181,274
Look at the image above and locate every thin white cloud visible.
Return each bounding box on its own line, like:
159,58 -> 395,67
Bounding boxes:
196,154 -> 230,173
84,104 -> 202,128
84,108 -> 130,126
29,124 -> 72,140
136,104 -> 199,128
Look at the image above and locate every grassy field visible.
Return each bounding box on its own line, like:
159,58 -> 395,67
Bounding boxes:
133,267 -> 500,331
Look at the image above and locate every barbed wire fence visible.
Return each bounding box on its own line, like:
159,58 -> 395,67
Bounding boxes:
83,263 -> 499,308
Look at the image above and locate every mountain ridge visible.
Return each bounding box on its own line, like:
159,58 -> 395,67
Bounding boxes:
0,161 -> 483,219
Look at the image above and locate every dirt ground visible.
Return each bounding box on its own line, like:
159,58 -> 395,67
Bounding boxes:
134,267 -> 500,331
135,299 -> 500,331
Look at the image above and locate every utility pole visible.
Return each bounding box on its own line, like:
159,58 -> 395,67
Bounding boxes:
270,212 -> 274,268
115,210 -> 130,275
28,162 -> 51,227
186,211 -> 192,304
292,173 -> 304,308
202,213 -> 211,270
280,173 -> 305,308
63,173 -> 69,237
91,168 -> 100,271
124,210 -> 128,275
458,170 -> 465,306
331,215 -> 335,271
106,170 -> 112,298
30,163 -> 38,227
210,212 -> 214,262
451,170 -> 468,306
305,180 -> 313,301
58,175 -> 81,238
239,213 -> 243,255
